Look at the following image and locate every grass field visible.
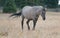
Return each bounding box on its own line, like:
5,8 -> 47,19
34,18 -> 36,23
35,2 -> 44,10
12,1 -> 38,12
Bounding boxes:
0,12 -> 60,38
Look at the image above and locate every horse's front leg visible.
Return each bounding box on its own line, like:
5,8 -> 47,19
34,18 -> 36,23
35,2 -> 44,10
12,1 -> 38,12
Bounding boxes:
26,19 -> 31,30
21,16 -> 24,30
33,17 -> 38,30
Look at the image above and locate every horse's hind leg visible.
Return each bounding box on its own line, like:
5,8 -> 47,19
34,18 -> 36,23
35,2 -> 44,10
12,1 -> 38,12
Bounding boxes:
26,19 -> 31,30
21,16 -> 24,30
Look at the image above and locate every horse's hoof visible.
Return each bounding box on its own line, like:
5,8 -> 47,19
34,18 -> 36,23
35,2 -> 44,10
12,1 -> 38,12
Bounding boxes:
32,28 -> 35,30
28,28 -> 30,30
22,28 -> 23,30
28,29 -> 30,30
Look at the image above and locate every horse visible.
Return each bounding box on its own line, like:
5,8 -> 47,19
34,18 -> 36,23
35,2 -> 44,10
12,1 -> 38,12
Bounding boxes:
10,6 -> 46,30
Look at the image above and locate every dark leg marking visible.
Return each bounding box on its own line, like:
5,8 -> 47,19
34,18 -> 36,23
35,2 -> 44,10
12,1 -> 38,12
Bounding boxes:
33,16 -> 39,30
26,19 -> 31,30
21,16 -> 24,30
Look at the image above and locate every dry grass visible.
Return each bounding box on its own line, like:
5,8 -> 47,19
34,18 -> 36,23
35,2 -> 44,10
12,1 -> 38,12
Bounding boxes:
0,12 -> 60,38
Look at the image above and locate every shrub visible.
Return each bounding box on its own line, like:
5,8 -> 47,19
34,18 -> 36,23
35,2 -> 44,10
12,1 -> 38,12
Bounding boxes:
3,0 -> 17,13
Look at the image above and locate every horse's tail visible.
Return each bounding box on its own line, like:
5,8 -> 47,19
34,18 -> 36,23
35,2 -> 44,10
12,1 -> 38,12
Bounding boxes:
10,11 -> 22,18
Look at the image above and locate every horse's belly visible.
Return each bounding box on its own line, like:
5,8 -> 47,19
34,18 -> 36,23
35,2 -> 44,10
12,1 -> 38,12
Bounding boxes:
22,10 -> 36,19
23,12 -> 35,19
26,15 -> 35,19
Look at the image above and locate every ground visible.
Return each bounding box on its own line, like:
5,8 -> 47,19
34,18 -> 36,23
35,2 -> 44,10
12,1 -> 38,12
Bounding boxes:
0,12 -> 60,38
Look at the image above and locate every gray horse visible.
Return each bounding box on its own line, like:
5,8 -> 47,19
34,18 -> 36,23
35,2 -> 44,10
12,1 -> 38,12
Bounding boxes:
10,6 -> 46,30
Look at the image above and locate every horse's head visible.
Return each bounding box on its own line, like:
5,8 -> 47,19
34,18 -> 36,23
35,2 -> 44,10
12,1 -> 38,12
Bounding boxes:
41,8 -> 46,20
33,6 -> 46,20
